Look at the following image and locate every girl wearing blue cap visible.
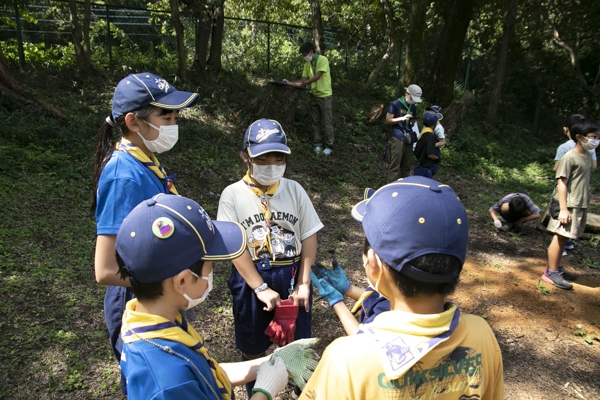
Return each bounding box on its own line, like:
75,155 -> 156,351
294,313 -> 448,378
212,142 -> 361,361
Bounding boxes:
217,118 -> 323,396
91,72 -> 199,394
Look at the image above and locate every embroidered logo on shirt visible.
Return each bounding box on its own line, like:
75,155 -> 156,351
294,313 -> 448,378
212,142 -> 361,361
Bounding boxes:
152,217 -> 174,239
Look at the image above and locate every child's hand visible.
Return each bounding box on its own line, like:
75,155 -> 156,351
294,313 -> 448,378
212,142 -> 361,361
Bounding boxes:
256,288 -> 281,311
290,283 -> 311,312
312,261 -> 350,295
493,220 -> 502,229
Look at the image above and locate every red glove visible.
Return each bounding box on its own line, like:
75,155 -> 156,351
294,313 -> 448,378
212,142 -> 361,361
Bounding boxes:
265,299 -> 299,346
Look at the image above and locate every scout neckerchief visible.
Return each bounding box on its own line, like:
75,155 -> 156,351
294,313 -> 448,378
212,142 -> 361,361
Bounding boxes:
242,170 -> 279,259
117,138 -> 178,195
350,287 -> 379,317
357,302 -> 460,380
122,299 -> 233,400
310,53 -> 319,77
397,96 -> 413,131
418,127 -> 434,140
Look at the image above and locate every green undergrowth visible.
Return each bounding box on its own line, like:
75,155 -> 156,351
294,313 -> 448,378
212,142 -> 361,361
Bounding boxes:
0,66 -> 597,398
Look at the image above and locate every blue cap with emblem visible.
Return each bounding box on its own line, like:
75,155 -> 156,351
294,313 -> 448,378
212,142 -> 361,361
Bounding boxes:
112,72 -> 199,121
116,194 -> 247,283
243,118 -> 291,157
351,176 -> 468,283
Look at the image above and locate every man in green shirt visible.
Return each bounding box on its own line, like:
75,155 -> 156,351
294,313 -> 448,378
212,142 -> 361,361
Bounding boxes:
284,42 -> 334,155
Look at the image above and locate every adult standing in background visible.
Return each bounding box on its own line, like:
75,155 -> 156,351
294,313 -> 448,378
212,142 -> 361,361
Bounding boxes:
385,84 -> 422,181
283,42 -> 334,155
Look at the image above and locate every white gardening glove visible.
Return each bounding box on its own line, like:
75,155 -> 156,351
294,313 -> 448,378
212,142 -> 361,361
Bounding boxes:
252,355 -> 288,400
272,338 -> 320,390
493,220 -> 502,229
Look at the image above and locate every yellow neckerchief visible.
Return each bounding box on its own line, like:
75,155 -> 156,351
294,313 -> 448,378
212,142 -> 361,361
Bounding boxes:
418,126 -> 434,141
357,303 -> 460,380
122,299 -> 233,400
350,288 -> 378,317
116,138 -> 178,195
242,170 -> 280,259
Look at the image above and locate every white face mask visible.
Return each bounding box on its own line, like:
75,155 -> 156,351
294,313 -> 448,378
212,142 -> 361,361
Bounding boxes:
304,54 -> 313,62
183,270 -> 213,309
581,137 -> 599,151
138,120 -> 179,153
406,95 -> 415,105
251,163 -> 286,186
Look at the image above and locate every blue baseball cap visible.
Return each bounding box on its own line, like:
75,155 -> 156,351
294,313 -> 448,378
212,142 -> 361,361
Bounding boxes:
116,194 -> 247,283
422,112 -> 440,127
112,73 -> 199,121
243,119 -> 291,157
351,177 -> 468,283
426,105 -> 443,120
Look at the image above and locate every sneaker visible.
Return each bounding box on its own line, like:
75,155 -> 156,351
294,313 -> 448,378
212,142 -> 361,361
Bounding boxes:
314,146 -> 322,154
562,249 -> 568,256
558,266 -> 576,281
541,269 -> 573,290
323,147 -> 333,155
564,239 -> 575,250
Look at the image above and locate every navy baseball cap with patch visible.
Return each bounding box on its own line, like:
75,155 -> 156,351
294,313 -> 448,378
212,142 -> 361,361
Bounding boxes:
116,194 -> 247,283
351,176 -> 468,283
426,105 -> 443,120
243,118 -> 291,157
112,72 -> 199,121
422,112 -> 440,127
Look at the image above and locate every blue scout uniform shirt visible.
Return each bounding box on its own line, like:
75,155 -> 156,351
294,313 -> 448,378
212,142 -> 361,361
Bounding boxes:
358,287 -> 390,324
121,339 -> 222,400
388,99 -> 417,142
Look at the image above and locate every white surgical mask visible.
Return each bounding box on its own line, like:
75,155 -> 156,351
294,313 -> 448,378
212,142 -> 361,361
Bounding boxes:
304,54 -> 313,62
138,120 -> 179,153
251,163 -> 286,186
581,137 -> 599,151
183,270 -> 213,309
406,96 -> 415,105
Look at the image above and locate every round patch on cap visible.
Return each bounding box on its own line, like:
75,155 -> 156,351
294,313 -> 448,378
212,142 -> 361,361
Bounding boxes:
152,217 -> 175,239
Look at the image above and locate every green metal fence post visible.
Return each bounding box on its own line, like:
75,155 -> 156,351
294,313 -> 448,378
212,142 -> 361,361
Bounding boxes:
346,31 -> 350,79
533,89 -> 542,134
106,5 -> 113,69
14,0 -> 25,69
267,21 -> 271,74
464,46 -> 472,92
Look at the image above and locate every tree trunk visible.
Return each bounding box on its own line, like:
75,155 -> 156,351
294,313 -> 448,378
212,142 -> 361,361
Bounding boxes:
424,0 -> 478,106
309,0 -> 325,54
82,0 -> 92,67
485,0 -> 519,123
181,0 -> 211,74
170,0 -> 188,81
443,90 -> 476,140
252,84 -> 305,130
397,0 -> 431,96
364,0 -> 396,90
68,0 -> 86,70
0,46 -> 64,117
207,1 -> 225,72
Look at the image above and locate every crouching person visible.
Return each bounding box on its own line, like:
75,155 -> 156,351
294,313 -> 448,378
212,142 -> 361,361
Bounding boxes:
302,177 -> 504,399
115,194 -> 318,399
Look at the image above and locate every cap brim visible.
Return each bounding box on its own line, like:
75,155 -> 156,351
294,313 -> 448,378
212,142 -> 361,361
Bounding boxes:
411,95 -> 422,103
351,199 -> 368,222
150,91 -> 200,110
202,221 -> 247,261
247,143 -> 291,158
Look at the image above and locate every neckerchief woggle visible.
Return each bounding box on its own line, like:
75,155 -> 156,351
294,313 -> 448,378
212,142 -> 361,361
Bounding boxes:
116,138 -> 178,195
122,299 -> 233,400
242,171 -> 279,259
357,302 -> 460,380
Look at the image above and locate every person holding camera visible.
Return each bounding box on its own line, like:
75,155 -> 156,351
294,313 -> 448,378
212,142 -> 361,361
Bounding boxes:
385,84 -> 422,182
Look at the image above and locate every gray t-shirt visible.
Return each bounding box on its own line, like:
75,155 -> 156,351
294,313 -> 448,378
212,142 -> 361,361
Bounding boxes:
553,149 -> 592,208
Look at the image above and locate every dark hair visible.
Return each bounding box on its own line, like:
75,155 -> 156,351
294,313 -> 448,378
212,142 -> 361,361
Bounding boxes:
299,42 -> 316,54
363,238 -> 462,298
240,149 -> 288,166
563,114 -> 585,136
116,251 -> 203,301
570,118 -> 600,141
508,196 -> 527,216
91,106 -> 172,213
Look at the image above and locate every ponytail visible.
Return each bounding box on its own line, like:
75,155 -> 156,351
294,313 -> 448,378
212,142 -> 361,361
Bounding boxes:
91,115 -> 122,213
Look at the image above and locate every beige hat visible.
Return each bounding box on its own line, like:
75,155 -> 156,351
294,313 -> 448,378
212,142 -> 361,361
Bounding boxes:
405,84 -> 423,103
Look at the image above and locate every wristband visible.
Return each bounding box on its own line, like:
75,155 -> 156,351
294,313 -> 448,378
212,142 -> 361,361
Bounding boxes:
251,388 -> 273,400
254,282 -> 269,294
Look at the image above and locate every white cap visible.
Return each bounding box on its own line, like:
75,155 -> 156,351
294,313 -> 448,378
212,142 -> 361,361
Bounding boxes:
405,84 -> 423,103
